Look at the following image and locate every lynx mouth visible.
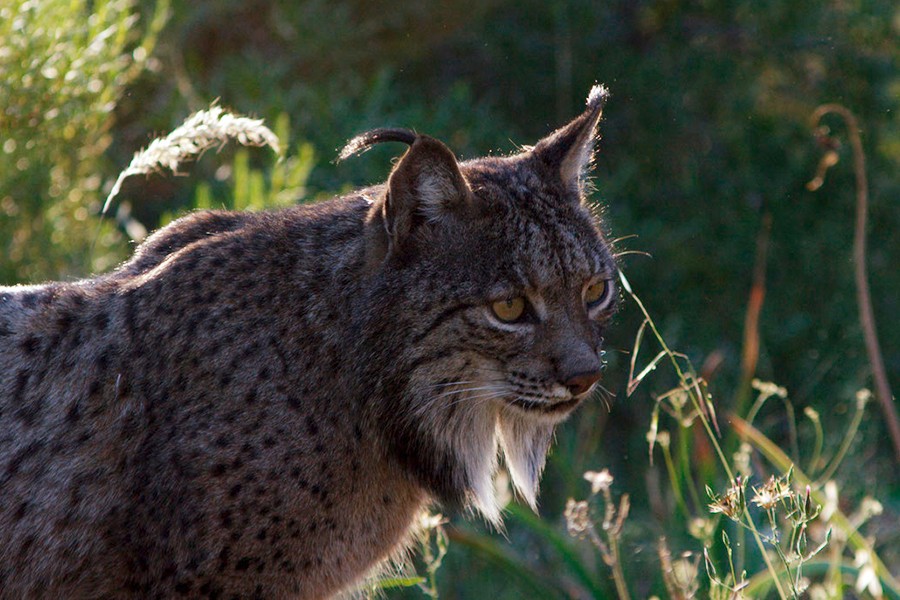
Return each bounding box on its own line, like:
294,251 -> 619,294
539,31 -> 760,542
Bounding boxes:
506,395 -> 582,416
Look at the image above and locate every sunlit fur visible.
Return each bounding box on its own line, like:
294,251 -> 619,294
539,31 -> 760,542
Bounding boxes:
0,86 -> 616,598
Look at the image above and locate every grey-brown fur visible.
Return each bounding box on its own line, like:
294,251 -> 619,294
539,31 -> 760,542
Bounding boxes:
0,86 -> 617,598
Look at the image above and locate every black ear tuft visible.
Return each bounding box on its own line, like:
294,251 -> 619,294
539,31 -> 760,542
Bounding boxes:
531,84 -> 609,193
337,128 -> 418,162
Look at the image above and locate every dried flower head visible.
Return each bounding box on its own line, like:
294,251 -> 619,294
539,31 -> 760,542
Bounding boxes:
708,477 -> 745,521
752,475 -> 793,511
855,388 -> 872,410
751,379 -> 788,399
688,517 -> 715,542
733,442 -> 752,478
417,511 -> 446,532
565,499 -> 592,537
584,469 -> 614,494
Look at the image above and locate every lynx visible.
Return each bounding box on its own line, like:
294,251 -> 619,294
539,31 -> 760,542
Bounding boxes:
0,85 -> 617,598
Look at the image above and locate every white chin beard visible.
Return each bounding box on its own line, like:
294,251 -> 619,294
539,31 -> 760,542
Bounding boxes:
433,401 -> 502,526
496,413 -> 555,511
436,398 -> 559,525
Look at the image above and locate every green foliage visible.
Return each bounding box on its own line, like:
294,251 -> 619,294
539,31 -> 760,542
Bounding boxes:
0,0 -> 168,281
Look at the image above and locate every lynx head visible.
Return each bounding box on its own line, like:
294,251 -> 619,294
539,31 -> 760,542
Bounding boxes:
345,85 -> 616,523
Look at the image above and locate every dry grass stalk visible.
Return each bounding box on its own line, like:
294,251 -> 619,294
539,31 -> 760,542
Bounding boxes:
808,104 -> 900,464
103,105 -> 280,213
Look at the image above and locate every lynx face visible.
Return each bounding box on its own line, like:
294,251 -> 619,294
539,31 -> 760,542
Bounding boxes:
350,85 -> 616,521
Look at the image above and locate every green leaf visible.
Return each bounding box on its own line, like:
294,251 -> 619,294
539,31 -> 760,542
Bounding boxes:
368,576 -> 427,590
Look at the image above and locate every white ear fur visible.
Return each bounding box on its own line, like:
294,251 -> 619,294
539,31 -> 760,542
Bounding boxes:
416,165 -> 467,224
559,138 -> 595,190
497,415 -> 555,511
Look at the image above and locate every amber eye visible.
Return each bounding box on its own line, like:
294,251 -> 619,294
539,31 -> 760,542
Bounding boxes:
585,280 -> 608,306
491,297 -> 526,322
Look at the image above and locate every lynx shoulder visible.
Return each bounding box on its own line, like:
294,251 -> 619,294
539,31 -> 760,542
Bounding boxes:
0,86 -> 617,598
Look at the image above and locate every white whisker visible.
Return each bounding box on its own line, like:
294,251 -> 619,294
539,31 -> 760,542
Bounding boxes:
424,380 -> 480,389
444,391 -> 509,409
434,386 -> 505,398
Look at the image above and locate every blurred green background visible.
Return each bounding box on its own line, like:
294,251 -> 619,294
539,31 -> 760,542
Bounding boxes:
1,0 -> 898,597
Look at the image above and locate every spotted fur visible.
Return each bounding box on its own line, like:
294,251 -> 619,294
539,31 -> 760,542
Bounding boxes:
0,86 -> 616,598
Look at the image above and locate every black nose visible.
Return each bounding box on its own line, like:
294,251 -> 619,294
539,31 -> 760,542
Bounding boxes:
565,369 -> 602,396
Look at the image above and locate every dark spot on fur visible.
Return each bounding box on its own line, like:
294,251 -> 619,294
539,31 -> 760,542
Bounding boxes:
55,309 -> 75,331
218,372 -> 232,388
305,416 -> 319,436
235,557 -> 251,571
20,335 -> 39,355
93,348 -> 113,373
122,293 -> 137,336
281,560 -> 296,574
12,369 -> 30,404
15,397 -> 42,427
93,311 -> 109,331
14,501 -> 29,520
5,440 -> 42,481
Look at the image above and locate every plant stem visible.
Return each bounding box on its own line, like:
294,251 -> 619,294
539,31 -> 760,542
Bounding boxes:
610,536 -> 632,600
815,391 -> 866,484
810,104 -> 900,463
661,441 -> 690,520
734,212 -> 771,418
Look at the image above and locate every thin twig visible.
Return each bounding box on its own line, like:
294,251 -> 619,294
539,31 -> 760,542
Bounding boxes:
808,104 -> 900,463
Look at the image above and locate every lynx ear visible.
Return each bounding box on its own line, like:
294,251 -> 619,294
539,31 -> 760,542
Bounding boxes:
343,128 -> 471,260
383,135 -> 471,248
532,84 -> 609,192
